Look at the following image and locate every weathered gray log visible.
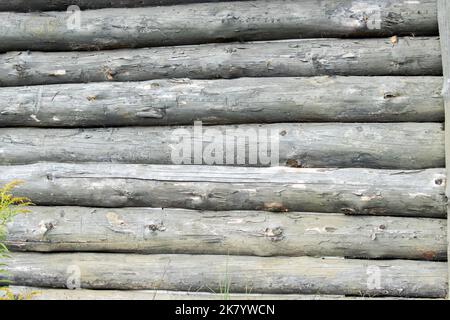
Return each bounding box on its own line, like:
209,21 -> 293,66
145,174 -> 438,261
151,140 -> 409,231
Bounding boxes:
6,206 -> 447,260
0,123 -> 445,169
0,163 -> 446,217
6,286 -> 437,300
0,0 -> 439,52
1,252 -> 447,297
0,37 -> 442,87
0,77 -> 444,126
0,0 -> 248,11
2,286 -> 351,300
437,0 -> 450,296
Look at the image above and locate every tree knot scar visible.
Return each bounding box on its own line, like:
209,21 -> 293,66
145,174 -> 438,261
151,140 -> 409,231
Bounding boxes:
48,69 -> 66,77
341,208 -> 356,215
263,227 -> 284,242
145,221 -> 166,233
389,35 -> 398,46
14,64 -> 28,78
37,220 -> 55,238
384,92 -> 398,99
225,47 -> 237,54
286,159 -> 303,168
422,251 -> 437,261
136,107 -> 165,119
221,12 -> 240,24
264,202 -> 288,213
102,67 -> 115,80
106,212 -> 125,226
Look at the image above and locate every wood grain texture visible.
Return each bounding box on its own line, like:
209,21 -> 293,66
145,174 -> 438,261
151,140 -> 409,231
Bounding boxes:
0,0 -> 249,11
1,252 -> 447,297
437,0 -> 450,298
0,77 -> 444,127
0,123 -> 445,169
0,0 -> 438,52
0,37 -> 442,87
6,206 -> 447,260
6,286 -> 438,300
0,163 -> 446,217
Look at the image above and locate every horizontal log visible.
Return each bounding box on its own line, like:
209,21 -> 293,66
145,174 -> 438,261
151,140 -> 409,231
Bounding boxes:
6,206 -> 447,260
0,163 -> 446,217
0,0 -> 438,52
0,123 -> 445,169
0,37 -> 442,87
0,77 -> 444,126
6,287 -> 435,300
1,253 -> 447,297
0,0 -> 248,11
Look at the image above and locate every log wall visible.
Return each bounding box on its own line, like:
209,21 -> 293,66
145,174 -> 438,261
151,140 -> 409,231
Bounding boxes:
0,1 -> 439,51
0,0 -> 447,299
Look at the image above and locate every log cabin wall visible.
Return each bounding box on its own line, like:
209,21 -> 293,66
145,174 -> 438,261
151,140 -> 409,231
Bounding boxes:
0,0 -> 448,299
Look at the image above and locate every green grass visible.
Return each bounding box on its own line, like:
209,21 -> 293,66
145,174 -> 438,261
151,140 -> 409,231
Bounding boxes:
218,255 -> 232,300
0,180 -> 32,299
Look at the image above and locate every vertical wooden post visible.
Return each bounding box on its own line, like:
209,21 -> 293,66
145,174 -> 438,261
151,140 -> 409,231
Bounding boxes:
438,0 -> 450,299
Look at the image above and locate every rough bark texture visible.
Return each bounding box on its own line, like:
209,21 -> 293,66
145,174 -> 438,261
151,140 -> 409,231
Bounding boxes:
0,163 -> 446,217
6,287 -> 437,300
0,0 -> 439,52
6,206 -> 447,260
0,123 -> 445,169
1,252 -> 447,297
0,77 -> 444,127
0,0 -> 248,11
437,0 -> 450,297
0,0 -> 445,301
0,37 -> 442,87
